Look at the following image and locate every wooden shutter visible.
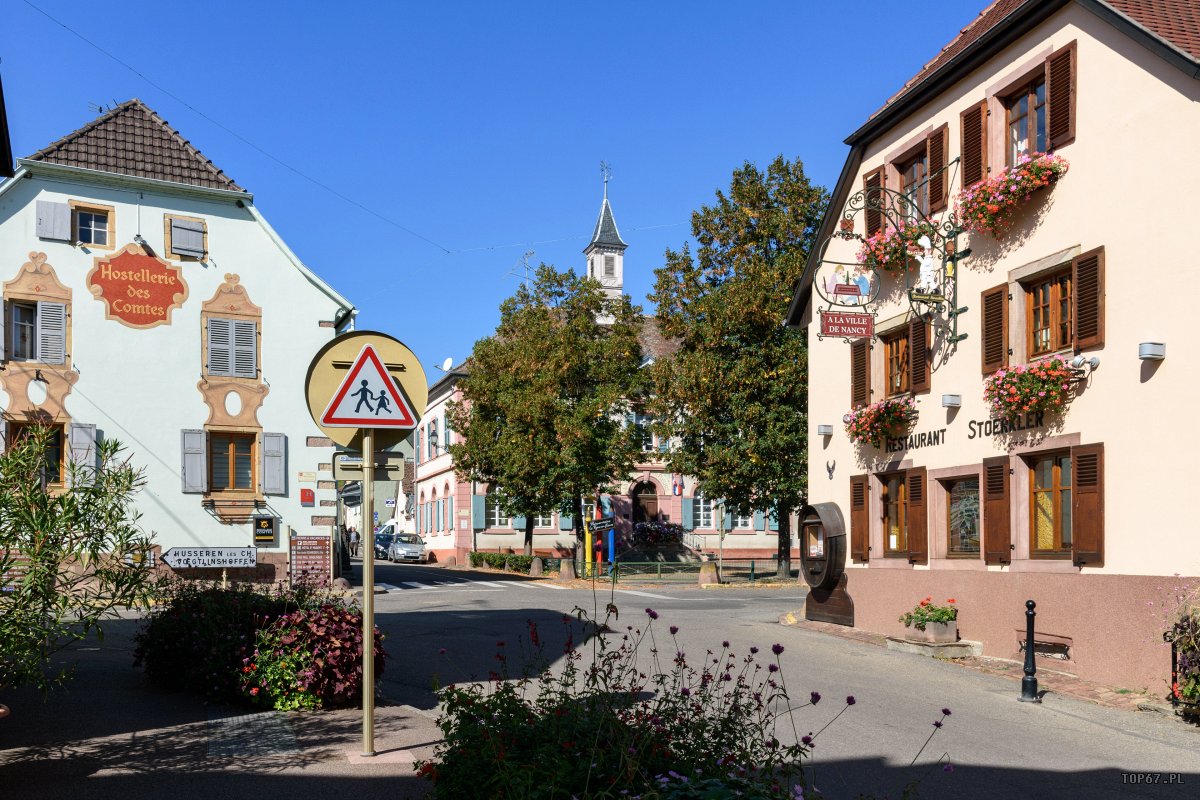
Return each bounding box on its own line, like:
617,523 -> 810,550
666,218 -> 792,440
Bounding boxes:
68,423 -> 97,488
960,100 -> 988,188
260,432 -> 286,495
982,457 -> 1011,564
927,125 -> 949,213
1072,246 -> 1104,350
863,167 -> 885,237
36,302 -> 67,365
980,284 -> 1009,374
231,319 -> 257,378
1045,41 -> 1076,149
170,218 -> 206,258
905,467 -> 928,564
908,315 -> 931,393
850,474 -> 869,562
36,201 -> 71,240
850,337 -> 871,408
768,507 -> 780,532
681,497 -> 695,531
1071,443 -> 1104,566
181,429 -> 208,494
753,510 -> 766,531
207,318 -> 233,376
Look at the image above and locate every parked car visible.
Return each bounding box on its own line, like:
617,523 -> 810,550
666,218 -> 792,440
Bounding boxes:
373,532 -> 395,560
388,533 -> 428,563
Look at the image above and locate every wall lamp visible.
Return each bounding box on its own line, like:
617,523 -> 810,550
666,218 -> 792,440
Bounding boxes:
1138,342 -> 1166,361
1069,354 -> 1100,375
941,394 -> 962,408
816,424 -> 834,436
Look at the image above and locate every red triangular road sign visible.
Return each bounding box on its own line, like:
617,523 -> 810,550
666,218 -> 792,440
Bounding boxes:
320,344 -> 418,428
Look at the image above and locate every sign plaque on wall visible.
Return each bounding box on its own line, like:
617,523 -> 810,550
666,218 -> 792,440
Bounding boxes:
820,311 -> 874,339
86,243 -> 188,328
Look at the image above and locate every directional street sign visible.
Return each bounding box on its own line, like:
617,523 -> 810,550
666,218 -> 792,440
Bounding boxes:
332,452 -> 409,481
588,517 -> 615,534
321,344 -> 418,428
161,547 -> 256,569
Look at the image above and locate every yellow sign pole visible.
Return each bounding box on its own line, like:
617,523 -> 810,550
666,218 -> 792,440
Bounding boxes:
361,427 -> 376,757
584,520 -> 592,578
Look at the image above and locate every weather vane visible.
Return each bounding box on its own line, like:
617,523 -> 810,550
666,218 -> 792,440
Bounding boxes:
600,160 -> 612,198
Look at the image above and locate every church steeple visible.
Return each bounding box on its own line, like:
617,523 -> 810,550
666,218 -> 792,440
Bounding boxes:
585,162 -> 626,305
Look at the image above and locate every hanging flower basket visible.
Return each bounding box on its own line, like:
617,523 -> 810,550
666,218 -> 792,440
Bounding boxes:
957,152 -> 1069,238
844,396 -> 918,447
856,220 -> 940,275
983,356 -> 1073,419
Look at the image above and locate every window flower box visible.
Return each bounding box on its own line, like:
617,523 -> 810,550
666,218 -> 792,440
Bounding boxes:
983,356 -> 1072,419
844,396 -> 917,447
856,220 -> 940,275
957,152 -> 1069,238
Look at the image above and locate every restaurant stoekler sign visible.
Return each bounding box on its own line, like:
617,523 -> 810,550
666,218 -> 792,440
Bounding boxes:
820,311 -> 873,339
87,243 -> 189,329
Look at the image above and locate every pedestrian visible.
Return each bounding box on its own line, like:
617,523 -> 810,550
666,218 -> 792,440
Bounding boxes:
349,528 -> 359,557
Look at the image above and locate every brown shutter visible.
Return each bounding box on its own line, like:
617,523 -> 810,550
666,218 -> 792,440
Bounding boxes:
1072,246 -> 1104,350
982,456 -> 1011,565
909,315 -> 931,393
927,125 -> 949,213
850,337 -> 871,408
1046,41 -> 1076,149
906,467 -> 928,564
850,475 -> 870,562
980,283 -> 1009,375
863,167 -> 885,237
960,100 -> 988,188
1071,443 -> 1104,566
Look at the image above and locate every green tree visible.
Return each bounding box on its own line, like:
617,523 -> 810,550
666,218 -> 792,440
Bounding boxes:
448,265 -> 643,556
0,426 -> 156,693
649,156 -> 826,576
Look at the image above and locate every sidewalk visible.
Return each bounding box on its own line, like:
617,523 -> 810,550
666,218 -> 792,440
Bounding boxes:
0,615 -> 438,800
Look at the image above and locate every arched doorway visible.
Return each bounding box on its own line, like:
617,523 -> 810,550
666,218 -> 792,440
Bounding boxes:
631,481 -> 659,524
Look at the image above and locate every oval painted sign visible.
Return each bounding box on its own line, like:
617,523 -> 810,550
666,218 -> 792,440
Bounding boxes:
86,243 -> 189,328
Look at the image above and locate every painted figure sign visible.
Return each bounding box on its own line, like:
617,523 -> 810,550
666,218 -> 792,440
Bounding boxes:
86,243 -> 188,328
813,262 -> 878,308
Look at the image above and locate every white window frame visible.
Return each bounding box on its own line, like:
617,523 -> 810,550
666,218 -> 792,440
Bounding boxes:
486,491 -> 510,528
692,495 -> 713,529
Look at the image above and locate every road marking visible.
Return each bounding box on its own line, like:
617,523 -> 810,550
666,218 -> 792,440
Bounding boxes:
475,581 -> 508,588
527,581 -> 566,590
614,589 -> 672,600
401,582 -> 428,589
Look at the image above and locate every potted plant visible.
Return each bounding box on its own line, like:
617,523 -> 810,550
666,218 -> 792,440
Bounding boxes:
983,356 -> 1073,419
844,396 -> 918,448
956,152 -> 1069,237
899,597 -> 958,644
1165,607 -> 1200,715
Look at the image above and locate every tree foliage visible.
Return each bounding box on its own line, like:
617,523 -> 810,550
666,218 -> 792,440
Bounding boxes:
0,426 -> 156,693
448,264 -> 644,555
649,156 -> 826,564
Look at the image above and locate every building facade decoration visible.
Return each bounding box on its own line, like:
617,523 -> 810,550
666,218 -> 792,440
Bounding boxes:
85,243 -> 189,328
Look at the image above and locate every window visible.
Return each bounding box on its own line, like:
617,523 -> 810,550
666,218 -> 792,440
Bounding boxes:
632,414 -> 654,452
898,150 -> 929,218
486,490 -> 510,528
1026,269 -> 1072,356
6,300 -> 67,364
1030,453 -> 1072,556
736,514 -> 752,529
604,255 -> 615,277
1005,78 -> 1047,165
692,495 -> 713,529
210,433 -> 255,492
428,420 -> 438,459
165,215 -> 207,260
946,478 -> 980,556
883,330 -> 910,397
70,202 -> 114,249
535,512 -> 553,528
206,317 -> 257,378
882,473 -> 907,555
9,422 -> 65,484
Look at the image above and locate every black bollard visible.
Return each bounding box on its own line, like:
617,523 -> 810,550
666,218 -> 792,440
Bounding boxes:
1019,599 -> 1041,703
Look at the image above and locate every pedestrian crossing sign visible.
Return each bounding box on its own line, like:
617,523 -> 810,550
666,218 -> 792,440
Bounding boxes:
320,344 -> 418,428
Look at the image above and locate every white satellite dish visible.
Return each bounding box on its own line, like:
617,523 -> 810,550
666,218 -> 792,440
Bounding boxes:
441,357 -> 453,371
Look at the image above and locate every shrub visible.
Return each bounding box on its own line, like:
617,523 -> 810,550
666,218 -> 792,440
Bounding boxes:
957,152 -> 1068,237
631,521 -> 684,546
899,597 -> 958,631
844,396 -> 918,447
240,604 -> 386,711
983,356 -> 1072,419
469,552 -> 535,573
505,555 -> 534,574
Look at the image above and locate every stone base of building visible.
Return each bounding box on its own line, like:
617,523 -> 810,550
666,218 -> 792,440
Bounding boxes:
842,567 -> 1173,689
885,636 -> 983,658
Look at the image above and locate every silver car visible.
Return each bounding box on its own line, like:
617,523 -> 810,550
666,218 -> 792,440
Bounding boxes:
387,533 -> 428,563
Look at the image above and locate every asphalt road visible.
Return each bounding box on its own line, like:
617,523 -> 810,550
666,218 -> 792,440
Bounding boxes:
362,560 -> 1200,800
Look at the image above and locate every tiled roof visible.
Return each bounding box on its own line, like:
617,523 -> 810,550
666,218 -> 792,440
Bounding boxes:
878,0 -> 1199,115
586,197 -> 627,251
27,99 -> 243,191
639,316 -> 680,360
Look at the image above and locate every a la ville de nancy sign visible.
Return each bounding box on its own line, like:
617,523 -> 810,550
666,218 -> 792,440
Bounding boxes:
86,244 -> 188,328
884,411 -> 1046,453
820,311 -> 873,338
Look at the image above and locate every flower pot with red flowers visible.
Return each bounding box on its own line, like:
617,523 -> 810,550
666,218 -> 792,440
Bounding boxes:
856,220 -> 940,275
844,396 -> 918,448
983,356 -> 1073,419
957,152 -> 1069,238
899,597 -> 958,643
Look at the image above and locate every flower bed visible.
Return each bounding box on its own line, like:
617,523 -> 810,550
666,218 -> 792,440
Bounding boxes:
856,220 -> 940,274
957,152 -> 1069,237
631,520 -> 684,546
844,396 -> 918,447
983,356 -> 1072,419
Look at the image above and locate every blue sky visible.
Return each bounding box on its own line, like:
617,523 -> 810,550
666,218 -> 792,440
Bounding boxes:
5,0 -> 984,380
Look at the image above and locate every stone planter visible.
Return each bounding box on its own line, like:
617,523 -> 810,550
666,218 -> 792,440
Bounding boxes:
906,620 -> 957,644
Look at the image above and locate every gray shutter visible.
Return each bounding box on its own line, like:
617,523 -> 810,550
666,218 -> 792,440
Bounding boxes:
36,201 -> 71,240
181,429 -> 208,493
473,494 -> 486,530
67,423 -> 98,487
559,514 -> 573,530
512,514 -> 526,530
36,302 -> 67,365
443,414 -> 451,449
753,510 -> 766,530
768,508 -> 780,532
722,511 -> 733,531
170,218 -> 206,258
207,318 -> 233,376
261,432 -> 286,495
436,500 -> 443,531
232,320 -> 257,378
681,497 -> 695,531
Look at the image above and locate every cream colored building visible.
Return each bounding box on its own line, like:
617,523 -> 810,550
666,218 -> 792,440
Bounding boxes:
787,0 -> 1199,688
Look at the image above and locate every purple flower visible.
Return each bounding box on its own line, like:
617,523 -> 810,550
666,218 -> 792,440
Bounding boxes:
680,687 -> 690,697
670,626 -> 679,635
750,646 -> 758,654
801,735 -> 813,745
943,764 -> 955,774
438,648 -> 447,655
810,691 -> 821,705
772,643 -> 785,656
645,608 -> 659,620
768,664 -> 779,673
933,720 -> 943,728
846,695 -> 856,705
722,640 -> 730,648
942,708 -> 952,716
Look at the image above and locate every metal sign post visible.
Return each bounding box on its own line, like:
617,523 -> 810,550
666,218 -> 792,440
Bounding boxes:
361,427 -> 376,755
